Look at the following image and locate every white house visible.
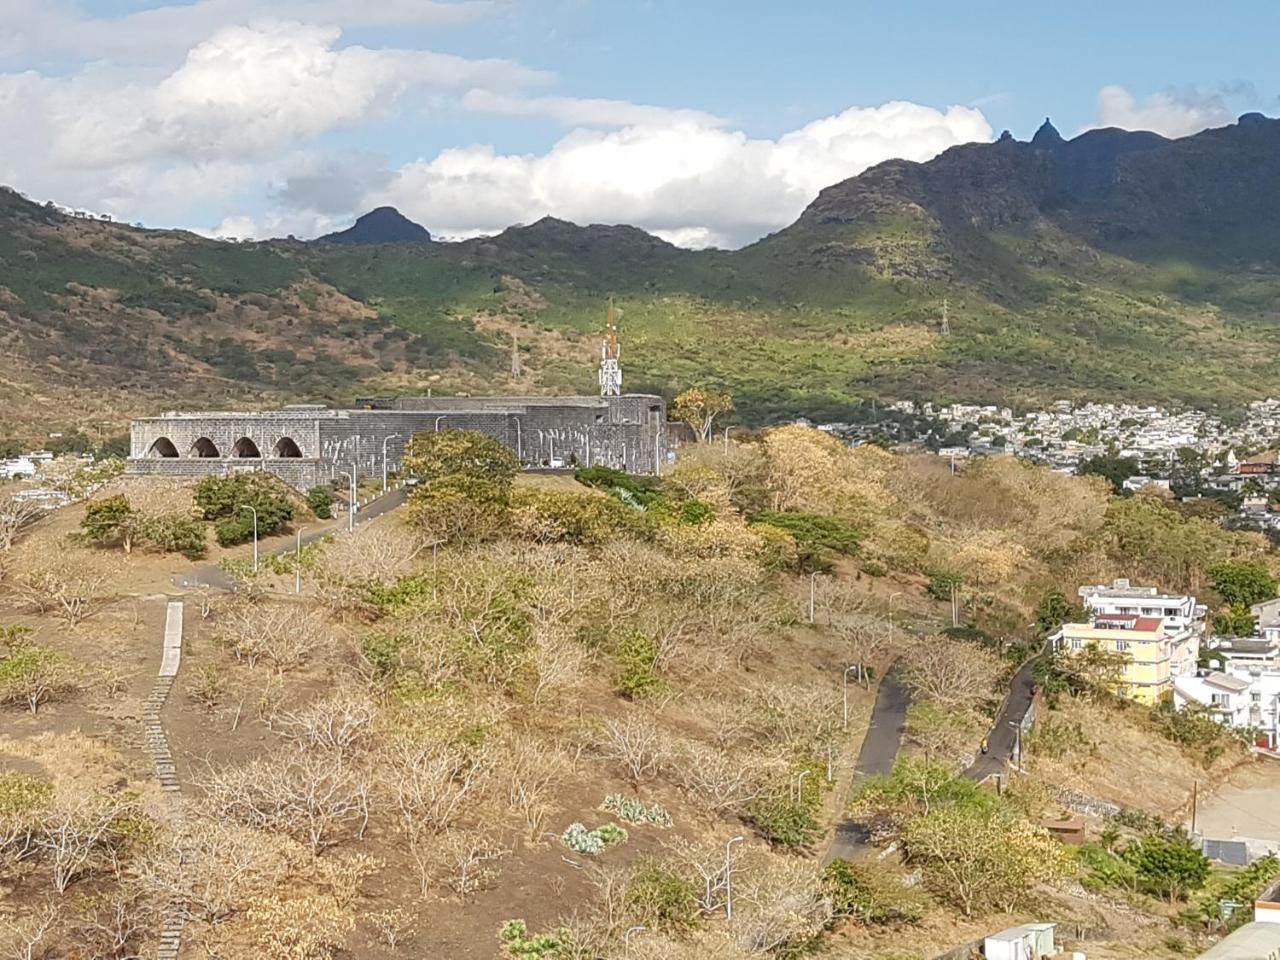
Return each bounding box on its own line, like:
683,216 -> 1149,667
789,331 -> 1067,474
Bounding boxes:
985,923 -> 1057,960
1173,673 -> 1255,727
1079,579 -> 1205,678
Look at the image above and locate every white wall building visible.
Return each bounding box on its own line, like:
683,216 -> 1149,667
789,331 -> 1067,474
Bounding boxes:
1079,579 -> 1205,678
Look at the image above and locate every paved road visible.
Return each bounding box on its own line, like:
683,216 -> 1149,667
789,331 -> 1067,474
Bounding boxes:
173,486 -> 409,591
826,666 -> 911,862
963,653 -> 1039,781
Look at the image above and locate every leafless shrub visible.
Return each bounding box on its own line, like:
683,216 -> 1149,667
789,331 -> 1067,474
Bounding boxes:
315,522 -> 425,615
214,601 -> 331,672
367,907 -> 417,949
0,900 -> 60,960
502,737 -> 566,844
197,750 -> 370,853
729,857 -> 832,954
899,633 -> 1004,711
0,495 -> 47,552
277,686 -> 379,757
594,714 -> 669,788
77,885 -> 154,960
246,895 -> 354,960
430,828 -> 508,899
30,791 -> 139,893
187,662 -> 226,709
529,625 -> 586,706
11,559 -> 108,625
670,740 -> 771,815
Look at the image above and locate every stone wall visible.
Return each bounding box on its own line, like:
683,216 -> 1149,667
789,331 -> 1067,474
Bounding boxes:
127,395 -> 668,489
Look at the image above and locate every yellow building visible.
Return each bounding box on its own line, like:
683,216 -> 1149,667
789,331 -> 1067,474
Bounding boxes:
1054,613 -> 1179,705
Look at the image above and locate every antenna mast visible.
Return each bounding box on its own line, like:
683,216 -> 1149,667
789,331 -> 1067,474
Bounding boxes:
940,297 -> 951,336
598,298 -> 623,397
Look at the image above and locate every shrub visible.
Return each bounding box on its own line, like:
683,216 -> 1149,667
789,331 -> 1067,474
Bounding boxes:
81,495 -> 143,552
574,465 -> 662,507
822,859 -> 926,925
306,485 -> 334,520
142,512 -> 207,559
602,793 -> 673,827
498,920 -> 574,959
624,861 -> 700,933
509,487 -> 653,545
615,632 -> 666,699
560,822 -> 627,855
747,510 -> 862,572
746,794 -> 820,848
861,560 -> 887,577
926,568 -> 963,601
195,474 -> 294,538
1125,832 -> 1210,902
214,515 -> 256,547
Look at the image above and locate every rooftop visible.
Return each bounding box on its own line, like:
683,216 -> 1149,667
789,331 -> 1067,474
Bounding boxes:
1205,673 -> 1252,693
1196,921 -> 1280,958
1093,613 -> 1164,632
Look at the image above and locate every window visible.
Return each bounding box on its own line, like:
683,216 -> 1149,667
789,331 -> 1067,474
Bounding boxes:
1211,693 -> 1230,707
1253,691 -> 1263,703
1070,639 -> 1082,652
1114,640 -> 1129,652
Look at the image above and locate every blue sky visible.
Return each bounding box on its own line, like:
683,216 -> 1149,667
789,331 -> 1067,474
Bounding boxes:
2,0 -> 1277,246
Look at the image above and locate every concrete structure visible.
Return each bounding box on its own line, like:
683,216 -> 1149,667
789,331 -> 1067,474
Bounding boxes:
1053,613 -> 1191,705
984,923 -> 1057,960
127,394 -> 669,489
1079,579 -> 1205,677
1197,923 -> 1280,959
1187,637 -> 1280,746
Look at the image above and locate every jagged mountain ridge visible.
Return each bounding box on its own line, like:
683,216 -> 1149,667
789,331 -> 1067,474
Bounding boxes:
2,113 -> 1280,436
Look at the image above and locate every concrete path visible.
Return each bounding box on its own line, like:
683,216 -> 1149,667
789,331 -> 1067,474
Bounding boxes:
175,485 -> 409,591
963,654 -> 1039,782
826,666 -> 911,862
143,599 -> 187,960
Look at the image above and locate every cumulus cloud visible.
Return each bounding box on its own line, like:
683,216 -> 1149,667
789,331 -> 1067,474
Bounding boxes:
461,90 -> 726,128
369,101 -> 992,248
1094,84 -> 1235,138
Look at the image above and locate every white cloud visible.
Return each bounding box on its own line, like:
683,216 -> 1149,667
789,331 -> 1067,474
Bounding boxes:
1094,84 -> 1234,139
370,101 -> 992,248
461,89 -> 726,128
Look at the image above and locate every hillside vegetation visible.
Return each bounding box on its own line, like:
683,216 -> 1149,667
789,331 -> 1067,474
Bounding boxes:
4,115 -> 1280,437
0,431 -> 1272,958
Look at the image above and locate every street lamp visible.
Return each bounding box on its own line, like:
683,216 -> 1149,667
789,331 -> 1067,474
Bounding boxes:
381,434 -> 401,494
239,505 -> 258,572
294,526 -> 303,595
794,769 -> 813,803
725,836 -> 744,920
511,416 -> 523,463
808,571 -> 818,624
624,925 -> 646,953
723,425 -> 735,452
843,665 -> 860,730
348,463 -> 357,532
434,416 -> 447,432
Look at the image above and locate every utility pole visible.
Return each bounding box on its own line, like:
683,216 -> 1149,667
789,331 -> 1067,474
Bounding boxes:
510,331 -> 521,378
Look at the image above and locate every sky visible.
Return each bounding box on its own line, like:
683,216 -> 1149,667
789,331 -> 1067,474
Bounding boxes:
2,0 -> 1278,248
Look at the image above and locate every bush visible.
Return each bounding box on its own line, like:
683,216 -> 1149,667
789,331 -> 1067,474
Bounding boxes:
746,794 -> 820,848
81,494 -> 142,552
926,568 -> 963,601
624,861 -> 700,933
822,859 -> 925,925
861,560 -> 887,577
509,488 -> 653,545
306,485 -> 334,520
195,474 -> 294,538
747,510 -> 862,572
142,512 -> 207,559
1126,832 -> 1210,902
498,920 -> 574,959
602,794 -> 673,827
574,465 -> 662,507
615,632 -> 666,699
560,822 -> 627,855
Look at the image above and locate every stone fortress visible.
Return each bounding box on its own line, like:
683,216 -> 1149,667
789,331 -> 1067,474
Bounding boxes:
127,306 -> 668,489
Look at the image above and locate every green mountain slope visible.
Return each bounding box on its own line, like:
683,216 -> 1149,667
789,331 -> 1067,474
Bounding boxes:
2,114 -> 1280,437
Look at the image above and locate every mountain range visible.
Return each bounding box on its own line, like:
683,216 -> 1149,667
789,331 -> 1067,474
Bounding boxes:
2,114 -> 1280,439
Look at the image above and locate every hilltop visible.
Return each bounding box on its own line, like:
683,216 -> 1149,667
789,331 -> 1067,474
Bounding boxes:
2,113 -> 1280,436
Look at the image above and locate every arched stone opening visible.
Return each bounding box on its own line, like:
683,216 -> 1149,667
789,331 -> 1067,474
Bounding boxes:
148,437 -> 179,458
273,437 -> 303,458
190,437 -> 221,458
231,437 -> 262,458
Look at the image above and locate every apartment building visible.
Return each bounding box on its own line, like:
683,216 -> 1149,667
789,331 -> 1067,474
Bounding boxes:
1078,579 -> 1205,677
1055,614 -> 1181,705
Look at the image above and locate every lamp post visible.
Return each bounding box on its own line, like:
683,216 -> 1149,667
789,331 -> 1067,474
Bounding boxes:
624,926 -> 646,954
348,463 -> 357,532
511,416 -> 523,463
843,665 -> 859,730
381,434 -> 400,494
294,526 -> 303,594
808,571 -> 818,624
794,769 -> 812,803
725,836 -> 744,920
888,591 -> 903,646
434,416 -> 447,432
239,505 -> 258,572
723,425 -> 735,453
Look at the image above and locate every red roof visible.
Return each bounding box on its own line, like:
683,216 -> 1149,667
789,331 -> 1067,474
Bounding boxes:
1094,613 -> 1163,632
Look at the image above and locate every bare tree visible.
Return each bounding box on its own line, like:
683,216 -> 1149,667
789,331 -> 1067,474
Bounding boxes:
429,828 -> 509,899
11,559 -> 108,626
197,750 -> 370,852
729,857 -> 832,954
276,686 -> 378,758
670,741 -> 771,815
0,901 -> 59,960
367,908 -> 417,950
898,634 -> 1003,711
214,601 -> 330,672
32,792 -> 139,893
529,625 -> 586,706
594,714 -> 668,788
502,737 -> 565,843
0,495 -> 47,552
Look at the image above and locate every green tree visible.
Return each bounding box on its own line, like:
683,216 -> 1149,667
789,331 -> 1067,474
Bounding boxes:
141,513 -> 207,560
306,485 -> 334,520
672,387 -> 735,443
1208,560 -> 1277,609
623,861 -> 700,934
1033,589 -> 1080,636
1077,453 -> 1139,494
194,474 -> 294,545
80,495 -> 143,553
1125,832 -> 1210,903
1214,603 -> 1256,637
403,430 -> 519,543
747,510 -> 862,573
